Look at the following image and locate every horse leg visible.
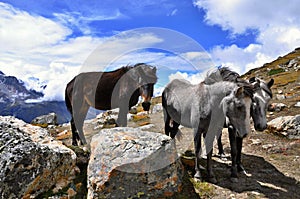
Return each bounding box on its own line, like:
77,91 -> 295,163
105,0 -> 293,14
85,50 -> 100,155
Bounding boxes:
236,137 -> 245,172
217,132 -> 225,158
206,148 -> 217,183
117,107 -> 128,127
228,125 -> 238,181
170,120 -> 180,139
71,117 -> 80,146
164,110 -> 171,137
194,128 -> 202,180
73,101 -> 89,145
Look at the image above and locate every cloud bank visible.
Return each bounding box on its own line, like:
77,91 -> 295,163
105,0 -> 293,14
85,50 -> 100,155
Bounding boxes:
194,0 -> 300,73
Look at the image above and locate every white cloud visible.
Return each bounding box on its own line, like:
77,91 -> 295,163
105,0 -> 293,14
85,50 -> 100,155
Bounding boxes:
0,3 -> 105,101
194,0 -> 300,35
53,10 -> 127,35
169,71 -> 205,85
0,3 -> 71,51
194,0 -> 300,73
168,9 -> 178,16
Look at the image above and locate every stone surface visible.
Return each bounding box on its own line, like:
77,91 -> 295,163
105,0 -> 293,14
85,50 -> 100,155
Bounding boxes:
268,103 -> 287,112
276,94 -> 285,100
87,127 -> 183,198
267,114 -> 300,139
151,103 -> 163,114
0,116 -> 77,198
30,112 -> 57,127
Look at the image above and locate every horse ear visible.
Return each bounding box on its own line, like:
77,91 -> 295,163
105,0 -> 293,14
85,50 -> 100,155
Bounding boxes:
235,86 -> 244,97
253,82 -> 260,90
249,77 -> 256,83
268,79 -> 274,88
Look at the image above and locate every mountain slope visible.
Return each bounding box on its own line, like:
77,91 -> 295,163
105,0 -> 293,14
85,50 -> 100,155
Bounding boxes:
242,47 -> 300,119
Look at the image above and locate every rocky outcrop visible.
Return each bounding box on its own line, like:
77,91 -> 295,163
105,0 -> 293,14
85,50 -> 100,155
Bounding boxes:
267,114 -> 300,139
87,127 -> 183,198
0,116 -> 77,198
31,112 -> 57,127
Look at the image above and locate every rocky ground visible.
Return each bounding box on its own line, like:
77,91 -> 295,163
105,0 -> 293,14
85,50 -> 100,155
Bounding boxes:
50,105 -> 299,199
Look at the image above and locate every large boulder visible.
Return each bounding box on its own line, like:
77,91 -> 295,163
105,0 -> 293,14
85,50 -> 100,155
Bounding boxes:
267,114 -> 300,139
87,127 -> 183,198
30,112 -> 57,127
0,116 -> 77,198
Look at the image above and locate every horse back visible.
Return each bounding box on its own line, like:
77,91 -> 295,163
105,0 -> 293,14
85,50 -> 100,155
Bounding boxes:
66,68 -> 127,110
163,80 -> 210,128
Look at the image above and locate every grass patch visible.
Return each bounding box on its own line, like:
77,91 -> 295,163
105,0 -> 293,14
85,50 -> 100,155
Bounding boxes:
190,179 -> 216,198
268,68 -> 285,76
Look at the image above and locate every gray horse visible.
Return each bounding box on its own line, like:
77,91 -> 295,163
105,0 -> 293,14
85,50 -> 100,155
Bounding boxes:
162,77 -> 253,183
217,75 -> 274,180
206,68 -> 274,180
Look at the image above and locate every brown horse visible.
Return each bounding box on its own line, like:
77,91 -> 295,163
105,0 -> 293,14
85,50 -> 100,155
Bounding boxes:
65,63 -> 157,145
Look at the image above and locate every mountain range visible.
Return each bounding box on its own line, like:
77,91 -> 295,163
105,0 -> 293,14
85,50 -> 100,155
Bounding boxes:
0,72 -> 70,124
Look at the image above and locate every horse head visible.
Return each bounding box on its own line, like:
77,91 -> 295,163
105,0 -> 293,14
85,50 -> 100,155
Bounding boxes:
131,63 -> 157,111
221,86 -> 252,138
249,77 -> 274,131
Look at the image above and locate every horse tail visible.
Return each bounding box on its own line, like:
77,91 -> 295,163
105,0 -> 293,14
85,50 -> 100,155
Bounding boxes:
162,90 -> 171,136
65,77 -> 75,114
175,128 -> 183,141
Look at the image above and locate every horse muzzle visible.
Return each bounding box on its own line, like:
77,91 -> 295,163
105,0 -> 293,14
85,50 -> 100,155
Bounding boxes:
254,123 -> 267,131
142,101 -> 151,111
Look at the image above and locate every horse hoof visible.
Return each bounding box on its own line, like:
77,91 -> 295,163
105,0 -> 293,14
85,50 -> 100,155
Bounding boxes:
237,164 -> 245,172
219,153 -> 227,160
199,165 -> 205,170
72,142 -> 78,146
208,177 -> 217,184
194,171 -> 202,180
230,177 -> 239,183
193,177 -> 202,183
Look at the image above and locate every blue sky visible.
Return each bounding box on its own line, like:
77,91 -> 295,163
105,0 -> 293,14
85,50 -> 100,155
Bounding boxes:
0,0 -> 300,100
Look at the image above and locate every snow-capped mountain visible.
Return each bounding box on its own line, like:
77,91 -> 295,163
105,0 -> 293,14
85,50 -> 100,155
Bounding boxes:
0,71 -> 70,124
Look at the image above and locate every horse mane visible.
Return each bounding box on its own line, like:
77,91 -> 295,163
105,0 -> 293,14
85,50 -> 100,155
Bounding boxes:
204,67 -> 254,98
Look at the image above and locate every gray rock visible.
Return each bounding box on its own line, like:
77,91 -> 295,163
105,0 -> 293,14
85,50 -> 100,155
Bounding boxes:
268,103 -> 287,112
0,116 -> 77,198
152,103 -> 163,114
96,109 -> 119,126
30,112 -> 57,127
87,127 -> 183,198
268,115 -> 300,139
276,94 -> 285,100
294,101 -> 300,108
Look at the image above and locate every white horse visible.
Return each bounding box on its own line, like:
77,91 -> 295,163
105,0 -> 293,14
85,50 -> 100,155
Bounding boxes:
162,78 -> 253,183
